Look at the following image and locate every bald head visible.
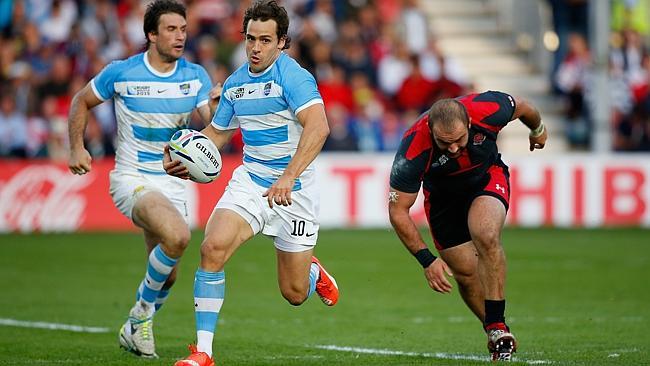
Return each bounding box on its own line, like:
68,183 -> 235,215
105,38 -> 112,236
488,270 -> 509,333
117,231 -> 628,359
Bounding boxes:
427,99 -> 470,158
427,99 -> 469,132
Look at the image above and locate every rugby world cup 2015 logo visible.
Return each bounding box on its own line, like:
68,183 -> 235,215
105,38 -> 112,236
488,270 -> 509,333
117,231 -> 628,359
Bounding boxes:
127,85 -> 150,96
179,83 -> 190,95
234,87 -> 245,99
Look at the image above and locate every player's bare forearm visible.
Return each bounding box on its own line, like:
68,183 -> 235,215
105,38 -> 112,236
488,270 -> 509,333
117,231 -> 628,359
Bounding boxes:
201,124 -> 234,151
512,96 -> 547,151
388,189 -> 429,255
196,104 -> 214,127
208,82 -> 222,118
68,95 -> 89,150
283,104 -> 330,180
67,83 -> 102,174
512,96 -> 542,130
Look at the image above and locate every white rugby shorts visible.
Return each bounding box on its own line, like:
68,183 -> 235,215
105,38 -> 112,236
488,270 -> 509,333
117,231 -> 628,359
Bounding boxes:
109,169 -> 189,223
215,166 -> 320,252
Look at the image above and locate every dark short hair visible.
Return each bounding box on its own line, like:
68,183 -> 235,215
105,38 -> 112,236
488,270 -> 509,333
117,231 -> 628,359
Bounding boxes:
427,99 -> 470,131
143,0 -> 186,48
242,0 -> 291,50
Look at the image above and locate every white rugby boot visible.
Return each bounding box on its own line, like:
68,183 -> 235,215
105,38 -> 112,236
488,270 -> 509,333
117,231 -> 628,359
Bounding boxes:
119,303 -> 158,358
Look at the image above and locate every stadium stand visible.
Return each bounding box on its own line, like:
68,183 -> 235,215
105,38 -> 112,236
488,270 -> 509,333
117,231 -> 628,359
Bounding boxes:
0,0 -> 649,159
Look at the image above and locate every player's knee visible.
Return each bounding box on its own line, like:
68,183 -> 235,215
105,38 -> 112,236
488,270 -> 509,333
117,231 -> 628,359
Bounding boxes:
473,232 -> 502,252
281,288 -> 308,306
200,239 -> 228,268
167,227 -> 191,251
453,269 -> 477,286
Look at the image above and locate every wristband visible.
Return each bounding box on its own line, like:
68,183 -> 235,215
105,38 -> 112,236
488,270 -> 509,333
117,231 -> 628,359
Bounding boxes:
529,122 -> 545,138
414,248 -> 437,268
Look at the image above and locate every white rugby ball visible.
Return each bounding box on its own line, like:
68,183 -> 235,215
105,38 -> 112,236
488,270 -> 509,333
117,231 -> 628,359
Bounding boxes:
169,129 -> 222,183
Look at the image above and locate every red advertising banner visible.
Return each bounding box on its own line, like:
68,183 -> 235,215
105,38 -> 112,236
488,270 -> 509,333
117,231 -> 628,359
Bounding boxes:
0,157 -> 241,232
1,153 -> 649,232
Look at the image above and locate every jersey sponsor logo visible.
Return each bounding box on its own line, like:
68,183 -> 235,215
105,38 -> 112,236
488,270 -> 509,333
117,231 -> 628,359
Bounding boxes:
264,82 -> 272,96
157,88 -> 167,94
179,83 -> 190,95
248,89 -> 255,94
127,85 -> 151,96
495,183 -> 506,194
234,87 -> 244,99
473,132 -> 486,145
431,155 -> 449,168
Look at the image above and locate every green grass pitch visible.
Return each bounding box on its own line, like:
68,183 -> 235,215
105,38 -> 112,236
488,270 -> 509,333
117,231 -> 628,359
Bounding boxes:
0,228 -> 648,365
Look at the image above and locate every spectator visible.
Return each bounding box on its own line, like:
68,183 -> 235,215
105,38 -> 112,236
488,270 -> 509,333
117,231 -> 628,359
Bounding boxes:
546,0 -> 588,93
0,91 -> 28,158
377,42 -> 412,96
319,64 -> 354,112
398,0 -> 429,54
309,0 -> 337,43
323,103 -> 358,151
39,0 -> 77,45
395,55 -> 437,112
0,0 -> 473,159
555,32 -> 591,148
615,103 -> 650,151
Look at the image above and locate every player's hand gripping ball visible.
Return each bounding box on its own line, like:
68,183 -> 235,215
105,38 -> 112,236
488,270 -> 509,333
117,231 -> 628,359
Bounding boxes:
169,129 -> 222,183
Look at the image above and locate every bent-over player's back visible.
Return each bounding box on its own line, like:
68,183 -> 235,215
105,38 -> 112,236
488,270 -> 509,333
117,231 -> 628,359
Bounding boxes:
391,91 -> 517,194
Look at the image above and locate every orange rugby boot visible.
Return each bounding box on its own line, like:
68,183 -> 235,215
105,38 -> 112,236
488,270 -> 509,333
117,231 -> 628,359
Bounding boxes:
312,256 -> 339,306
174,344 -> 214,366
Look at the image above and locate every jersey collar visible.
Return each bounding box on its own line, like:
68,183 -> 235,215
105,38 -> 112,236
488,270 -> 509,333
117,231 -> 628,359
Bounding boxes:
248,52 -> 283,78
143,51 -> 178,78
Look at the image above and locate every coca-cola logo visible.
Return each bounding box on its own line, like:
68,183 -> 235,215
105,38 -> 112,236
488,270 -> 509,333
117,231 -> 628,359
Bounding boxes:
0,166 -> 93,232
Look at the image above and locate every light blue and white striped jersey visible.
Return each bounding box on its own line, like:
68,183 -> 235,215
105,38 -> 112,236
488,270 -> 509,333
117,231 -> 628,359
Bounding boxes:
212,52 -> 323,191
91,51 -> 212,175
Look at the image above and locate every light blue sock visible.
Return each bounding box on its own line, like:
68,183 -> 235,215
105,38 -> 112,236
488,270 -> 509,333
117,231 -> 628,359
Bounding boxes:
308,262 -> 319,298
138,245 -> 177,310
194,269 -> 225,357
136,281 -> 170,312
155,289 -> 170,311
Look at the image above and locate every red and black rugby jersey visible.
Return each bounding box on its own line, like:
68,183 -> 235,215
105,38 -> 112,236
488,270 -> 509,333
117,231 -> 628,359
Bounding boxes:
389,90 -> 516,195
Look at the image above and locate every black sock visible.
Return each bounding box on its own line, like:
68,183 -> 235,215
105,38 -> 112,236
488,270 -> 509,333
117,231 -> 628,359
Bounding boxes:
484,299 -> 506,328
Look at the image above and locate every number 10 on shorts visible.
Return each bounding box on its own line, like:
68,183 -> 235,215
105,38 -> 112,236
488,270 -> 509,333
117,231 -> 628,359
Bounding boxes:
291,220 -> 315,237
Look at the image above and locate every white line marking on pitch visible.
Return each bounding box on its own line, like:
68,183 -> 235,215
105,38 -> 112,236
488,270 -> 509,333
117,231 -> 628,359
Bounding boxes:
0,318 -> 110,333
313,344 -> 554,364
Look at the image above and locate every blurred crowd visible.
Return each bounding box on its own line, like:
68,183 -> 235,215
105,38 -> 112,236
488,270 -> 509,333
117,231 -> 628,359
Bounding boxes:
4,0 -> 648,160
549,0 -> 650,151
0,0 -> 471,160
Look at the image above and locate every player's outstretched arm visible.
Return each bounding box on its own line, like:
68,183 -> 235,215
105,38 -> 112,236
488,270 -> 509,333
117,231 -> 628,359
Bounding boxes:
68,83 -> 103,175
388,188 -> 453,293
201,124 -> 235,151
263,103 -> 330,208
512,96 -> 548,151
